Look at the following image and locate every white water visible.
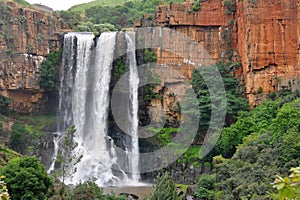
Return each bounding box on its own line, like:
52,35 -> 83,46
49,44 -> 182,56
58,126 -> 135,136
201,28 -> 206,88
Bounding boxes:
56,32 -> 119,186
47,132 -> 61,173
125,32 -> 140,183
70,32 -> 125,186
51,31 -> 142,186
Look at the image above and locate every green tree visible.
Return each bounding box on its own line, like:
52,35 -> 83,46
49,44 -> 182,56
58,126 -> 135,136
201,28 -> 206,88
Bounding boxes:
149,172 -> 179,200
66,181 -> 105,200
0,156 -> 53,200
210,97 -> 300,199
191,62 -> 248,136
9,124 -> 27,153
217,99 -> 279,157
194,174 -> 216,200
65,181 -> 127,200
39,48 -> 63,89
56,125 -> 82,183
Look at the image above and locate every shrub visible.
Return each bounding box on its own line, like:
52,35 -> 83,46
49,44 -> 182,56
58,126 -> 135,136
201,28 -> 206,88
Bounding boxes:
194,174 -> 216,200
192,0 -> 201,11
143,48 -> 157,63
67,181 -> 105,199
9,124 -> 27,153
1,156 -> 53,200
149,172 -> 179,200
0,95 -> 11,115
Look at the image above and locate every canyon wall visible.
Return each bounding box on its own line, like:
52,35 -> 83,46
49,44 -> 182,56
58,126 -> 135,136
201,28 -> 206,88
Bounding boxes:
0,1 -> 68,114
237,0 -> 300,104
2,0 -> 300,112
137,0 -> 300,105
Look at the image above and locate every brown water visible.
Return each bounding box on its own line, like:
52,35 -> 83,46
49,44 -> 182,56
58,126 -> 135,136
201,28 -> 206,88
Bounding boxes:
103,185 -> 153,199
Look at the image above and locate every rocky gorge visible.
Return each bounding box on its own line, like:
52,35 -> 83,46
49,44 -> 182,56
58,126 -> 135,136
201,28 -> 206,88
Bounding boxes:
0,0 -> 299,114
0,0 -> 300,192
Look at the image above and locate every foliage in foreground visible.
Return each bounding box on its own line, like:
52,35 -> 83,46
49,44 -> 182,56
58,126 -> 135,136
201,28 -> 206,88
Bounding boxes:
0,176 -> 10,200
0,156 -> 53,200
195,97 -> 300,199
272,166 -> 300,199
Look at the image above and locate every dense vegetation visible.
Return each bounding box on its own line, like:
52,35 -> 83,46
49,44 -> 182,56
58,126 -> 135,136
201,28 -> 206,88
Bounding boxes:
58,0 -> 185,30
193,92 -> 300,199
0,156 -> 53,200
0,155 -> 128,199
191,62 -> 248,133
1,0 -> 299,199
9,115 -> 56,154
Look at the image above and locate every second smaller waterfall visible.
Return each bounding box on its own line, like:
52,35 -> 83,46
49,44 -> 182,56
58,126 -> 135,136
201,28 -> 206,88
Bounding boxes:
125,32 -> 140,184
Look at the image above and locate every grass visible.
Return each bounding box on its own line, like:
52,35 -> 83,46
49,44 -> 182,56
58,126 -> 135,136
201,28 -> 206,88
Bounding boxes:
15,115 -> 56,136
69,0 -> 135,12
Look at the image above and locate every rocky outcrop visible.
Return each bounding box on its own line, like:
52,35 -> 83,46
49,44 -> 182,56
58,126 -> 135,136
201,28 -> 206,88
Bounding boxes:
237,0 -> 300,105
137,0 -> 300,105
137,1 -> 236,75
0,1 -> 68,114
136,1 -> 237,129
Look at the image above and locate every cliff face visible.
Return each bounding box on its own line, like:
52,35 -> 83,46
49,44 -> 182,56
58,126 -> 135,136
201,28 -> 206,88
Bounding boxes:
0,1 -> 68,114
137,1 -> 237,78
137,0 -> 300,105
237,0 -> 300,104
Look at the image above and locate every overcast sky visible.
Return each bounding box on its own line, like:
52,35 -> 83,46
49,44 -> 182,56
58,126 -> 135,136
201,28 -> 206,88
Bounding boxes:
26,0 -> 93,11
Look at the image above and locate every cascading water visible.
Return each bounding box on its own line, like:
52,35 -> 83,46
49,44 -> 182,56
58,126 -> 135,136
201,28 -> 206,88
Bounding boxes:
56,32 -> 121,186
51,31 -> 142,186
125,32 -> 140,183
47,132 -> 61,173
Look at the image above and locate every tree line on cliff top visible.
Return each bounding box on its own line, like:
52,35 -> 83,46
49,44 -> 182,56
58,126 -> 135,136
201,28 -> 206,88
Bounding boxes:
56,0 -> 186,30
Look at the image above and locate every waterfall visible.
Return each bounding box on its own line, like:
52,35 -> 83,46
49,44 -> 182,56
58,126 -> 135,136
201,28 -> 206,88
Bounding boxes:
52,31 -> 142,186
47,132 -> 61,173
56,32 -> 120,186
125,32 -> 140,183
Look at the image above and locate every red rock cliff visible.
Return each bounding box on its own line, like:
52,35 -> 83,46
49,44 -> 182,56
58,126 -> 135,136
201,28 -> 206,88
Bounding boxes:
0,1 -> 68,113
237,0 -> 300,105
137,0 -> 300,105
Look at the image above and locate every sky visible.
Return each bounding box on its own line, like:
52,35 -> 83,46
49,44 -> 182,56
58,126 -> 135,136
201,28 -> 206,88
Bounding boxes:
26,0 -> 93,11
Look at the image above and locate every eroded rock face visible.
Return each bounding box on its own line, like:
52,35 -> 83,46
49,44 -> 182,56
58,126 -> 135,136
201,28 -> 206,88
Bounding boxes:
137,0 -> 300,106
237,0 -> 300,105
0,1 -> 68,114
136,1 -> 236,127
